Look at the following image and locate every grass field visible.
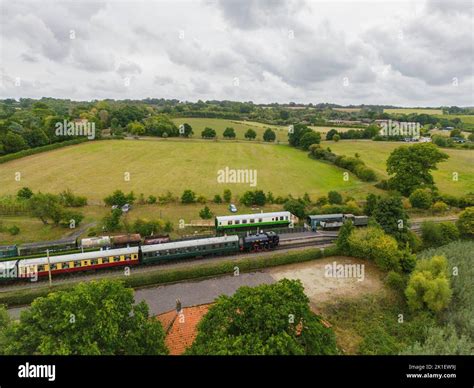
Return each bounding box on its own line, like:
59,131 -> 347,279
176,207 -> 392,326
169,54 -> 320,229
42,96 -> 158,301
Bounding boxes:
383,108 -> 443,115
171,118 -> 289,142
323,140 -> 474,195
333,108 -> 361,113
0,139 -> 374,202
434,114 -> 474,125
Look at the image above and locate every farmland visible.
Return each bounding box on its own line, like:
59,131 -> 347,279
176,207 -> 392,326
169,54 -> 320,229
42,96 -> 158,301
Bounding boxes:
383,108 -> 443,115
323,140 -> 474,195
0,139 -> 373,202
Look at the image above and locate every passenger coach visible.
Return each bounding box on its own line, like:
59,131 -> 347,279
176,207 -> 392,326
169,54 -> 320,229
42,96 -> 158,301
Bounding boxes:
215,211 -> 292,232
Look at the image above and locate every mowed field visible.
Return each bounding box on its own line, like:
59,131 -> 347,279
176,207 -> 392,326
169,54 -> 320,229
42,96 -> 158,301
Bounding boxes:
0,139 -> 374,202
323,140 -> 474,196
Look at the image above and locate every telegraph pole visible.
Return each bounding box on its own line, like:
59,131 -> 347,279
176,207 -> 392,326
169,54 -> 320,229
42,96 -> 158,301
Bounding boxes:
46,249 -> 52,287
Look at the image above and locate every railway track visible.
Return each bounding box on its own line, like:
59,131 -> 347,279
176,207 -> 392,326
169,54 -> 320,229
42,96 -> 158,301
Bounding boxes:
0,235 -> 335,292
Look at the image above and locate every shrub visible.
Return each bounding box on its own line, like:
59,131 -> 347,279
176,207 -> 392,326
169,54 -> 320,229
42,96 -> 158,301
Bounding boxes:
327,191 -> 343,205
405,255 -> 452,313
421,221 -> 460,248
213,195 -> 222,203
223,189 -> 232,203
199,206 -> 213,219
385,271 -> 405,290
431,201 -> 448,214
197,195 -> 207,204
409,189 -> 433,209
181,190 -> 196,204
147,195 -> 157,204
456,207 -> 474,237
17,187 -> 33,200
8,225 -> 20,235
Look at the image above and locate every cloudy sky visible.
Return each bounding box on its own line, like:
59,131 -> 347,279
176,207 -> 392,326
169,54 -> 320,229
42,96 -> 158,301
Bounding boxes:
0,0 -> 472,106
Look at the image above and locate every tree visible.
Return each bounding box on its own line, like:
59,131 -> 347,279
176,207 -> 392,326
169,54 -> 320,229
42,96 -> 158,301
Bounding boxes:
364,193 -> 379,216
223,127 -> 236,139
213,194 -> 222,203
24,128 -> 49,148
405,255 -> 452,313
263,128 -> 276,142
2,132 -> 29,153
181,189 -> 196,204
201,127 -> 216,139
421,221 -> 460,248
456,207 -> 474,237
336,220 -> 354,254
181,123 -> 193,137
288,123 -> 312,147
372,196 -> 410,244
409,189 -> 433,209
244,129 -> 257,140
104,190 -> 134,207
28,193 -> 63,225
432,201 -> 448,214
299,131 -> 321,150
3,280 -> 168,355
327,191 -> 343,205
332,134 -> 340,142
223,189 -> 232,203
187,280 -> 337,355
127,121 -> 145,135
326,128 -> 338,140
240,190 -> 266,207
283,199 -> 305,219
386,144 -> 449,196
199,206 -> 213,219
449,129 -> 463,138
102,208 -> 122,231
17,187 -> 33,200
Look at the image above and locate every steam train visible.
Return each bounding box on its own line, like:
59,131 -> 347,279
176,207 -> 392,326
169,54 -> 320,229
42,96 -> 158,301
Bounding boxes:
0,232 -> 279,283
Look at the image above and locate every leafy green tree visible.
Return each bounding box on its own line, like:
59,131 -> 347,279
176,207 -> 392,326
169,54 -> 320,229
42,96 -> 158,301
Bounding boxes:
181,189 -> 196,204
187,280 -> 337,355
449,129 -> 463,138
244,128 -> 257,140
299,131 -> 321,150
60,210 -> 84,228
24,128 -> 49,148
326,128 -> 338,140
3,280 -> 168,355
127,121 -> 145,135
223,189 -> 232,203
181,123 -> 193,137
421,222 -> 460,248
332,134 -> 340,142
405,255 -> 452,313
327,191 -> 343,205
409,189 -> 433,209
456,207 -> 474,237
386,143 -> 449,196
364,193 -> 379,216
104,190 -> 134,207
3,132 -> 29,153
372,196 -> 410,244
147,195 -> 157,204
17,187 -> 33,200
28,193 -> 63,225
263,128 -> 276,142
336,220 -> 354,254
288,123 -> 312,147
102,208 -> 122,231
223,127 -> 236,139
143,114 -> 177,137
283,199 -> 306,219
213,194 -> 222,203
201,127 -> 216,139
199,206 -> 213,219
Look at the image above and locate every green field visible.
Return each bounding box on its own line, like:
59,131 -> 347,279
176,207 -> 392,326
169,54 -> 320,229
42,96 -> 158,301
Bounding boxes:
384,108 -> 443,115
323,140 -> 474,195
0,139 -> 373,202
171,118 -> 289,142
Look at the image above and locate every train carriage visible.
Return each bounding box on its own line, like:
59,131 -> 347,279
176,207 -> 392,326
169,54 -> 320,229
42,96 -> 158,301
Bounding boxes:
215,211 -> 291,233
16,247 -> 140,279
141,235 -> 240,264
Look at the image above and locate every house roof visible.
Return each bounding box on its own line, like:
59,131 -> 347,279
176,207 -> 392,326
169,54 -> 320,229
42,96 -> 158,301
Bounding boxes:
156,303 -> 212,355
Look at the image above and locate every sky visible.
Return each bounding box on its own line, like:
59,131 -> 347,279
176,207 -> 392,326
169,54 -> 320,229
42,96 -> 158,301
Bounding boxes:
0,0 -> 473,106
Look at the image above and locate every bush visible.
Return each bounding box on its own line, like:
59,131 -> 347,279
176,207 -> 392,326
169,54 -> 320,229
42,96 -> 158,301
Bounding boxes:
147,195 -> 157,204
456,207 -> 474,237
283,199 -> 306,219
299,131 -> 321,150
223,189 -> 232,203
199,206 -> 213,219
327,191 -> 343,205
213,195 -> 222,203
431,201 -> 448,214
17,187 -> 33,200
197,195 -> 207,204
8,225 -> 20,235
421,221 -> 460,248
405,255 -> 452,313
181,189 -> 196,204
385,271 -> 405,290
347,227 -> 402,271
409,189 -> 433,209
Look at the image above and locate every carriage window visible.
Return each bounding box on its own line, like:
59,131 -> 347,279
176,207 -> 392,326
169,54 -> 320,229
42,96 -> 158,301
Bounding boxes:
250,219 -> 255,223
228,221 -> 233,225
235,220 -> 240,225
285,216 -> 288,220
259,218 -> 262,222
280,216 -> 284,220
242,219 -> 247,224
